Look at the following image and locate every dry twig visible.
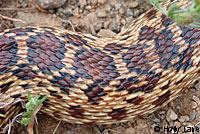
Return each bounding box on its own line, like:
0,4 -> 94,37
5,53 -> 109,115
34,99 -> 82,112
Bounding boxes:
27,103 -> 43,134
28,0 -> 48,13
0,14 -> 26,23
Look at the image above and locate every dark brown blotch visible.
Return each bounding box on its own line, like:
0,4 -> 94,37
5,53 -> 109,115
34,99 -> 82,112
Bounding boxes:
53,112 -> 61,118
138,25 -> 156,40
11,94 -> 21,98
104,43 -> 123,55
0,81 -> 14,93
108,108 -> 127,120
153,91 -> 170,106
68,106 -> 85,118
127,96 -> 144,105
144,9 -> 157,19
26,29 -> 67,74
161,80 -> 171,90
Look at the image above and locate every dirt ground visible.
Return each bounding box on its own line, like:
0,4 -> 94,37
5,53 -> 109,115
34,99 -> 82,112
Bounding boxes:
1,0 -> 200,134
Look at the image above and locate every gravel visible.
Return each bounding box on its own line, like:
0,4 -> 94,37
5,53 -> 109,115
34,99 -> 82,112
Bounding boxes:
166,108 -> 178,122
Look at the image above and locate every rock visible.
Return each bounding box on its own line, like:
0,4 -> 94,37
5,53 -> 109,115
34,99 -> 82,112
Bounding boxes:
119,7 -> 125,14
121,19 -> 126,25
189,88 -> 196,92
114,3 -> 121,10
192,96 -> 200,105
91,0 -> 98,5
73,8 -> 79,16
129,1 -> 139,9
79,0 -> 87,8
179,115 -> 190,123
126,9 -> 133,16
57,8 -> 73,17
126,16 -> 133,23
87,12 -> 98,23
133,9 -> 140,17
189,110 -> 196,121
97,29 -> 116,38
112,20 -> 121,33
95,21 -> 103,31
166,108 -> 178,122
85,5 -> 92,10
103,21 -> 110,29
125,127 -> 136,134
175,104 -> 181,110
97,11 -> 107,18
63,8 -> 73,16
104,4 -> 111,11
195,82 -> 200,90
98,0 -> 107,4
191,101 -> 198,109
89,24 -> 96,35
174,121 -> 181,128
152,117 -> 161,123
35,0 -> 67,9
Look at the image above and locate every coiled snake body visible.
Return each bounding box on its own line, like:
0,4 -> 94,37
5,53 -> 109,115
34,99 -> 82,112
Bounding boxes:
1,0 -> 200,128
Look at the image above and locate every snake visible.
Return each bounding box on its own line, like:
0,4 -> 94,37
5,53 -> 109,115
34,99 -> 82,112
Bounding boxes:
0,0 -> 200,130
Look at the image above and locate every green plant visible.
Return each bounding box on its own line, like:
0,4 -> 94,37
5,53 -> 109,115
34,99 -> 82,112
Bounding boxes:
150,0 -> 200,28
20,92 -> 48,125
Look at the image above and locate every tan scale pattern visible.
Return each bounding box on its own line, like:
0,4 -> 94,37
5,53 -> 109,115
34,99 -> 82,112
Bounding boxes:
0,0 -> 200,129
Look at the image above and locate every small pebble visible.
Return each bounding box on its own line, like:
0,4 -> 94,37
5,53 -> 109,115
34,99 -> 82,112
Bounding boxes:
79,0 -> 87,8
179,115 -> 190,123
63,8 -> 73,16
97,29 -> 116,37
195,82 -> 200,90
126,9 -> 133,16
175,104 -> 181,110
119,7 -> 125,14
166,108 -> 178,122
89,24 -> 96,35
112,21 -> 121,33
120,19 -> 126,26
98,0 -> 107,4
192,96 -> 200,105
35,0 -> 67,9
189,110 -> 196,121
103,21 -> 110,29
97,11 -> 107,18
152,117 -> 161,123
125,127 -> 136,134
95,21 -> 103,31
191,101 -> 198,109
114,3 -> 121,10
133,10 -> 140,17
91,0 -> 98,5
174,121 -> 181,128
189,88 -> 196,92
85,5 -> 92,10
73,8 -> 79,16
128,1 -> 139,9
104,4 -> 112,11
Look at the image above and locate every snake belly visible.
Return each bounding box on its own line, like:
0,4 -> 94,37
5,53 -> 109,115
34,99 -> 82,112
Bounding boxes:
0,0 -> 200,128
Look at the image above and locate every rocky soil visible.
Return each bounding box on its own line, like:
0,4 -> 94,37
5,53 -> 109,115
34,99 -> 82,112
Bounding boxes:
0,0 -> 200,134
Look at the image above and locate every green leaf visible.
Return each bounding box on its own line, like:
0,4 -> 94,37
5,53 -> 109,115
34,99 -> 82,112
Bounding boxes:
20,92 -> 48,126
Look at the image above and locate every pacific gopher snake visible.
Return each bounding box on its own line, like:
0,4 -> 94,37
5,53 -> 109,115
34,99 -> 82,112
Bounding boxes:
0,0 -> 200,130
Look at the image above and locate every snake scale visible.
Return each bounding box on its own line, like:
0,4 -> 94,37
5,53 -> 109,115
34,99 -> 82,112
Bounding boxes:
0,0 -> 200,129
